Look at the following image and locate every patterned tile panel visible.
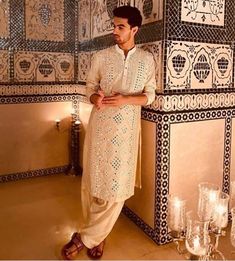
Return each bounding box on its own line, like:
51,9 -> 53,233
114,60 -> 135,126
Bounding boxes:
181,0 -> 225,26
0,0 -> 9,38
148,93 -> 235,112
25,0 -> 65,41
0,84 -> 87,97
78,0 -> 91,42
91,0 -> 163,38
166,0 -> 234,42
139,41 -> 163,92
78,51 -> 91,82
14,51 -> 74,82
166,41 -> 233,90
0,165 -> 69,183
0,50 -> 9,82
135,0 -> 163,24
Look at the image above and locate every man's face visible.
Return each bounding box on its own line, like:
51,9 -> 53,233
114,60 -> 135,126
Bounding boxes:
112,17 -> 137,45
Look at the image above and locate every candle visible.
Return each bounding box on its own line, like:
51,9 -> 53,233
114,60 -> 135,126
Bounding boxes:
168,196 -> 186,232
213,204 -> 228,228
192,236 -> 207,256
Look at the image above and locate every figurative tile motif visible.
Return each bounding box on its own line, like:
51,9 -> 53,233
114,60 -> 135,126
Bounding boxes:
0,0 -> 9,38
78,52 -> 91,81
14,51 -> 74,82
0,50 -> 9,82
78,0 -> 91,42
181,0 -> 225,26
135,0 -> 163,25
91,0 -> 162,38
25,0 -> 64,41
140,41 -> 162,92
166,41 -> 233,90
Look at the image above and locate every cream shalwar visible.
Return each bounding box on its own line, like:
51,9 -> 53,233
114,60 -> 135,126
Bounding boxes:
80,45 -> 156,248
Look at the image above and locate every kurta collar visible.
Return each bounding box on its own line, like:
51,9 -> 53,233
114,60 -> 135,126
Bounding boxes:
115,44 -> 136,58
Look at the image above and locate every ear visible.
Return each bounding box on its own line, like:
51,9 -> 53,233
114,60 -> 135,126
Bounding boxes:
132,26 -> 139,35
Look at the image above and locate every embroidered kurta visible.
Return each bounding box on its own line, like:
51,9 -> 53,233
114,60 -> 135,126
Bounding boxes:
82,45 -> 156,202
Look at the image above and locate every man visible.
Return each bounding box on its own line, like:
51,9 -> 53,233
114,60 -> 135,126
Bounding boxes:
62,5 -> 156,260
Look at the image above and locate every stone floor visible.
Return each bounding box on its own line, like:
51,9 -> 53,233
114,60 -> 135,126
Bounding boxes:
0,174 -> 235,260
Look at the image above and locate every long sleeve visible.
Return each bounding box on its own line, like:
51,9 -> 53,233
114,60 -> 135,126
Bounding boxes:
86,53 -> 101,102
143,55 -> 156,105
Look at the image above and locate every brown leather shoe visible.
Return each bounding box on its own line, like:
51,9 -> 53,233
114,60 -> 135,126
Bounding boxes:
87,240 -> 105,259
61,232 -> 84,260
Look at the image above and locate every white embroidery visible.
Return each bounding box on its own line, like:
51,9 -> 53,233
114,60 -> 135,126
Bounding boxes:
83,45 -> 156,202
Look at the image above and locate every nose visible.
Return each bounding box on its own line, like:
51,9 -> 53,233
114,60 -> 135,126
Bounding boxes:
113,26 -> 118,35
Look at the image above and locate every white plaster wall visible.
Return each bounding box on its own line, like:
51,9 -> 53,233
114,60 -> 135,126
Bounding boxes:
0,102 -> 72,175
169,119 -> 225,213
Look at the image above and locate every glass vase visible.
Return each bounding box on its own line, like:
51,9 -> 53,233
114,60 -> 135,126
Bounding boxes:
168,195 -> 186,238
198,182 -> 220,222
185,211 -> 210,257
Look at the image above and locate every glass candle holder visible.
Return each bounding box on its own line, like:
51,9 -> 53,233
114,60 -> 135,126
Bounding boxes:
168,195 -> 186,237
211,192 -> 229,232
185,211 -> 210,257
230,207 -> 235,248
198,182 -> 220,222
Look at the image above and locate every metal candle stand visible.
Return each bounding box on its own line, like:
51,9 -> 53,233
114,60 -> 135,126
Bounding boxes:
68,113 -> 82,176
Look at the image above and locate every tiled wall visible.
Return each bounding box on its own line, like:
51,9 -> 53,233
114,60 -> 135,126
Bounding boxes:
0,0 -> 79,180
1,0 -> 235,246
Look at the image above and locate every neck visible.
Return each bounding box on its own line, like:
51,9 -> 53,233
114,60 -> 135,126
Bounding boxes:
118,41 -> 135,57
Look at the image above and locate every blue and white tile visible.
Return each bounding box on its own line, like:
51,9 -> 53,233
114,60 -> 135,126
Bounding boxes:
78,0 -> 91,42
0,0 -> 9,38
181,0 -> 225,26
139,41 -> 163,92
135,0 -> 163,24
25,0 -> 65,41
14,51 -> 74,82
78,51 -> 91,82
0,50 -> 9,82
166,41 -> 233,90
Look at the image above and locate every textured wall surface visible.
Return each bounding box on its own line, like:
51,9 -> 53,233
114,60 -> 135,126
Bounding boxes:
1,0 -> 235,246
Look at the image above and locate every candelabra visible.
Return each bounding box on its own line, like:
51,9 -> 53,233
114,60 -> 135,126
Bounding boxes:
168,182 -> 231,260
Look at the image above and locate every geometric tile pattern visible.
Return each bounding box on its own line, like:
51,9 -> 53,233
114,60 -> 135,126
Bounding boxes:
181,0 -> 225,26
166,41 -> 233,90
149,93 -> 235,112
0,84 -> 87,97
0,0 -> 9,38
0,50 -> 9,82
25,0 -> 65,41
14,51 -> 74,82
0,165 -> 69,183
78,0 -> 91,42
126,107 -> 235,244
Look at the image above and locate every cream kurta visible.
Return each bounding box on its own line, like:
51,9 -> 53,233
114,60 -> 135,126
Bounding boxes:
82,45 -> 156,202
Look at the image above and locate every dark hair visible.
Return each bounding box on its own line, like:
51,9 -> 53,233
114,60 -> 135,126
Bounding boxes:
113,6 -> 142,28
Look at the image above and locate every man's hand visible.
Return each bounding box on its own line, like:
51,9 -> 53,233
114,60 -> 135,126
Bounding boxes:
102,92 -> 127,107
90,90 -> 106,110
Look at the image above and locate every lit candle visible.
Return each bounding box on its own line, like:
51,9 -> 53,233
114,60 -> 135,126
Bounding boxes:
213,204 -> 227,228
169,196 -> 185,232
191,236 -> 207,256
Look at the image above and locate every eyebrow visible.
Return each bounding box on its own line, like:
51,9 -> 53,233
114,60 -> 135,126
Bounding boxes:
114,23 -> 128,28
